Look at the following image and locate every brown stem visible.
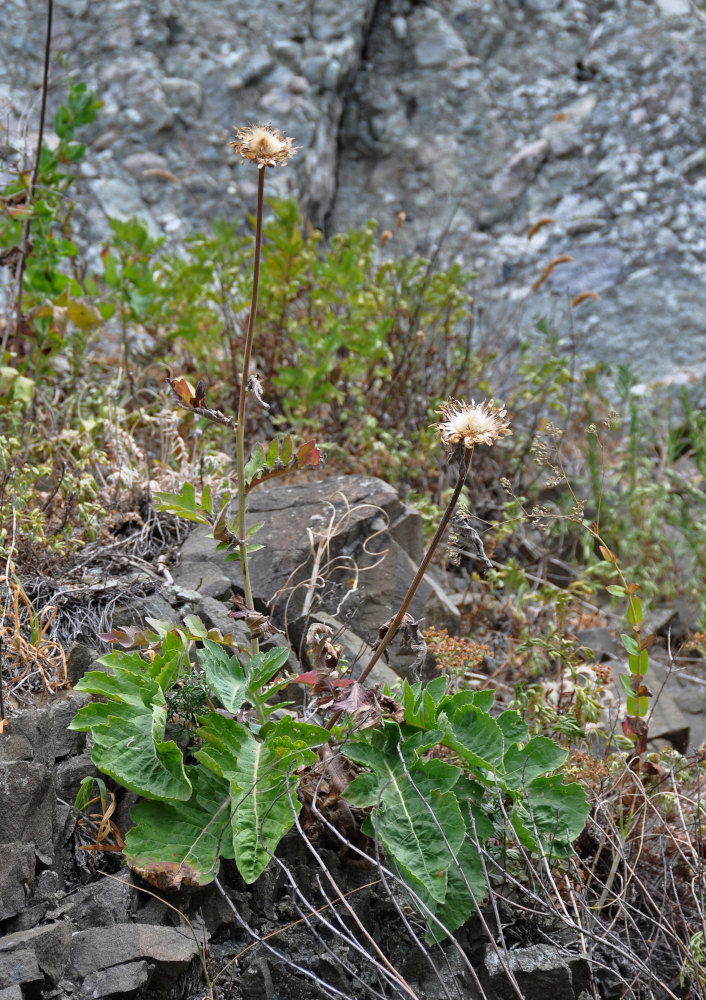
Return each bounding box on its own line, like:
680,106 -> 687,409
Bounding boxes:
5,0 -> 53,356
326,449 -> 472,730
235,166 -> 265,665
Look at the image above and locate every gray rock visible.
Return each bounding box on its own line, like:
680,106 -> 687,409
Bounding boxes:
575,627 -> 618,661
547,245 -> 625,295
66,643 -> 98,687
123,151 -> 170,175
0,761 -> 54,860
171,557 -> 233,601
491,138 -> 551,202
161,76 -> 203,111
409,8 -> 467,69
656,0 -> 691,13
58,870 -> 136,929
0,987 -> 24,1000
0,951 -> 41,992
70,924 -> 200,984
89,178 -> 160,237
80,960 -> 150,998
0,842 -> 35,922
49,691 -> 91,760
53,753 -> 100,803
484,942 -> 589,1000
0,921 -> 71,987
0,705 -> 53,765
178,476 -> 459,666
2,0 -> 706,384
645,660 -> 706,752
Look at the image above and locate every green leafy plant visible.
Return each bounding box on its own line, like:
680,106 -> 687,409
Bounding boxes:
343,677 -> 588,942
70,628 -> 330,885
1,81 -> 104,368
66,124 -> 589,942
70,624 -> 588,935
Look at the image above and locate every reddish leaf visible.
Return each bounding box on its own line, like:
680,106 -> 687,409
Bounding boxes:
328,681 -> 374,714
297,439 -> 323,469
244,438 -> 324,493
194,379 -> 206,407
129,860 -> 201,890
99,625 -> 156,647
289,670 -> 319,686
169,376 -> 194,405
288,670 -> 353,690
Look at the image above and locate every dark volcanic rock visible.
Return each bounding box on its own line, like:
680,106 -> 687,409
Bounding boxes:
0,920 -> 71,988
0,842 -> 35,923
69,924 -> 200,985
0,761 -> 55,861
173,474 -> 459,674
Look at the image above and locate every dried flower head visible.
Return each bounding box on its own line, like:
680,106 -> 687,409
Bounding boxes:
435,398 -> 511,451
229,123 -> 298,168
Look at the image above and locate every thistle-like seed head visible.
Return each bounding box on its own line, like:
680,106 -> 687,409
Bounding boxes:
229,123 -> 299,168
435,398 -> 511,452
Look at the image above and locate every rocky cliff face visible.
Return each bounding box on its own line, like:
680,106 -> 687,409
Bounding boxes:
2,0 -> 706,381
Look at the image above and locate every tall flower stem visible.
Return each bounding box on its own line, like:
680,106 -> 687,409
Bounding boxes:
326,450 -> 472,731
235,165 -> 266,653
3,0 -> 53,357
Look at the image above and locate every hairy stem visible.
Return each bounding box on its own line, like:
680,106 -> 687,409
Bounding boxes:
235,166 -> 266,670
327,450 -> 472,730
3,0 -> 53,357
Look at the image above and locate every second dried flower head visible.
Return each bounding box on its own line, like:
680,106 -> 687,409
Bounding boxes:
230,123 -> 298,168
436,398 -> 511,453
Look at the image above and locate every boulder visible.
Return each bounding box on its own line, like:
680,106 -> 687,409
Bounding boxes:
0,951 -> 41,993
53,753 -> 101,804
0,761 -> 55,861
69,924 -> 200,986
483,943 -> 590,1000
57,870 -> 136,930
0,987 -> 24,1000
79,960 -> 151,998
48,691 -> 91,760
0,920 -> 71,988
174,475 -> 459,676
0,842 -> 35,922
0,706 -> 53,766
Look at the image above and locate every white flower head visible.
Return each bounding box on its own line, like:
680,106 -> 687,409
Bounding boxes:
229,123 -> 298,168
435,397 -> 511,452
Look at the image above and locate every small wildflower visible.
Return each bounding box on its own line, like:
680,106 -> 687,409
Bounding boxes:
435,398 -> 511,452
229,123 -> 298,168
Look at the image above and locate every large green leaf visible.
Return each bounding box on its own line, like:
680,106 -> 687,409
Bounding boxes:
401,679 -> 439,730
70,653 -> 191,801
440,704 -> 506,771
70,699 -> 191,801
197,640 -> 248,713
495,710 -> 529,748
502,737 -> 568,791
197,643 -> 291,715
196,713 -> 328,883
511,774 -> 589,856
124,765 -> 232,886
420,839 -> 487,945
245,647 -> 291,690
363,758 -> 466,904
